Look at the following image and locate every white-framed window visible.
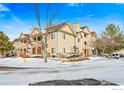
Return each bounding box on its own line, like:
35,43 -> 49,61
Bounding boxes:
51,48 -> 56,54
62,32 -> 66,39
77,38 -> 80,43
51,32 -> 56,39
62,48 -> 66,53
76,48 -> 79,53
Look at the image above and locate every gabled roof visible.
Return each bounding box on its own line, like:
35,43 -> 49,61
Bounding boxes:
90,32 -> 96,35
80,26 -> 88,30
19,33 -> 30,40
80,26 -> 90,34
23,34 -> 30,37
76,26 -> 88,33
13,38 -> 19,42
30,28 -> 42,36
44,22 -> 76,36
90,32 -> 97,37
45,22 -> 67,31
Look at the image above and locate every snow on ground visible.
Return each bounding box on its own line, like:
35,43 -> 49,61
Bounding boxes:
0,57 -> 62,68
0,57 -> 124,85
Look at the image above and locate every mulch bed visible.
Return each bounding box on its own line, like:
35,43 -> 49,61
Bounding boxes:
62,56 -> 89,62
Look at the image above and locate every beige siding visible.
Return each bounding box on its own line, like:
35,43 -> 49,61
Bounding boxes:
58,32 -> 74,54
17,22 -> 96,58
60,25 -> 74,35
47,31 -> 75,57
47,32 -> 58,56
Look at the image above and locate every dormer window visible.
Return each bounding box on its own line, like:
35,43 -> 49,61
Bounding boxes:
77,38 -> 80,43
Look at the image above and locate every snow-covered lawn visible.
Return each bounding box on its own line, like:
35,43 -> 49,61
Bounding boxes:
0,57 -> 124,85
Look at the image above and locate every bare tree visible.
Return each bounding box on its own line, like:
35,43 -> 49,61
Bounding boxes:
34,4 -> 60,62
44,4 -> 60,62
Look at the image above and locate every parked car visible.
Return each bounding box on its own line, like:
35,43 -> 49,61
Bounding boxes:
112,54 -> 124,59
112,54 -> 120,59
119,54 -> 124,58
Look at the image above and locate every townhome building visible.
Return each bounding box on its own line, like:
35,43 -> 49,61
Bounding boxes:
14,22 -> 96,58
73,22 -> 97,57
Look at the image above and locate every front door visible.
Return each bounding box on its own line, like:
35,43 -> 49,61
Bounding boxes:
23,49 -> 26,58
84,49 -> 89,56
19,49 -> 23,57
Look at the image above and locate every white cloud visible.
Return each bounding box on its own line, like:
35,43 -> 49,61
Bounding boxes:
0,4 -> 10,11
12,15 -> 24,24
67,3 -> 78,7
108,20 -> 122,25
67,3 -> 84,7
5,25 -> 13,29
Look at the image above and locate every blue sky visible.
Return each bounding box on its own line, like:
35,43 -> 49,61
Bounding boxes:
0,3 -> 124,40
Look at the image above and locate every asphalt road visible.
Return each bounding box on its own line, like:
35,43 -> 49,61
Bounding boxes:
0,58 -> 124,85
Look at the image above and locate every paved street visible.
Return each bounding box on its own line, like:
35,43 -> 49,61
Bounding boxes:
0,57 -> 124,85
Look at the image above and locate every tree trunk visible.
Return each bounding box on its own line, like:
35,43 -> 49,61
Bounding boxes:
44,34 -> 47,62
44,48 -> 47,62
74,36 -> 76,55
0,50 -> 4,57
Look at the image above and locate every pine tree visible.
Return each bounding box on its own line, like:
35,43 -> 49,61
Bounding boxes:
0,31 -> 14,56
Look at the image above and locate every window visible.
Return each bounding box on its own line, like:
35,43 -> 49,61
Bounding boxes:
33,37 -> 36,41
32,47 -> 36,54
76,48 -> 79,53
84,34 -> 87,38
51,32 -> 56,39
51,48 -> 56,54
24,40 -> 27,43
84,50 -> 87,55
37,47 -> 41,54
77,38 -> 80,43
84,41 -> 87,46
62,48 -> 66,53
37,36 -> 41,41
62,32 -> 66,39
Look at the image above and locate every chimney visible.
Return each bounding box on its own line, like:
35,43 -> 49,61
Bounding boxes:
73,22 -> 80,32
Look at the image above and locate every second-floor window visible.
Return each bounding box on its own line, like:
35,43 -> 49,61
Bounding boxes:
62,32 -> 65,39
84,34 -> 87,38
77,38 -> 80,43
51,32 -> 56,40
37,36 -> 41,41
33,37 -> 36,41
84,41 -> 87,46
51,32 -> 56,39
